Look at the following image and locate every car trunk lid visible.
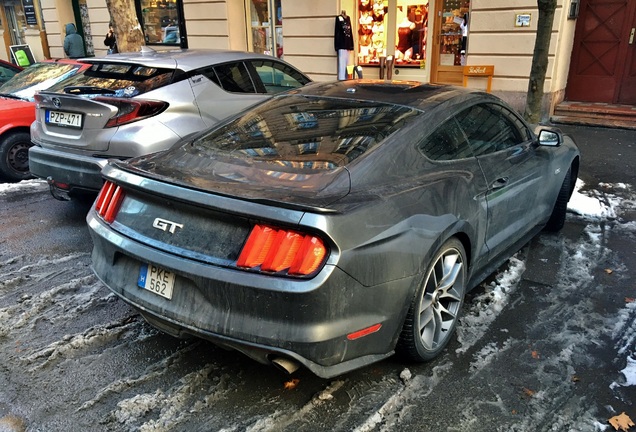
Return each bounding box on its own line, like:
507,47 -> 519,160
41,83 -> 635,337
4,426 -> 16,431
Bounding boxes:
34,91 -> 118,152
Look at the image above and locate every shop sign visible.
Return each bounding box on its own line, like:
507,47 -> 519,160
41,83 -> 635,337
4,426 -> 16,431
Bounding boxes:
22,0 -> 38,26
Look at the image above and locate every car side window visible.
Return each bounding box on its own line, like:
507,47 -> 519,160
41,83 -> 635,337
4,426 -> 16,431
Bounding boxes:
247,60 -> 309,94
418,117 -> 473,161
457,103 -> 527,156
209,62 -> 256,94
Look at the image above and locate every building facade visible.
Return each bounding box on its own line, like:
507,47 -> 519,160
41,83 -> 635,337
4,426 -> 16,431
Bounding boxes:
1,0 -> 634,119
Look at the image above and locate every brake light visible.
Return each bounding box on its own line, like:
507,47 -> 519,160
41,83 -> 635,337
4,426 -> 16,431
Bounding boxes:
237,224 -> 327,276
95,180 -> 125,223
94,97 -> 168,127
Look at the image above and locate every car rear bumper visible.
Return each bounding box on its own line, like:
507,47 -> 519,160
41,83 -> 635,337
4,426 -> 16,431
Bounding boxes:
87,211 -> 415,378
29,145 -> 108,192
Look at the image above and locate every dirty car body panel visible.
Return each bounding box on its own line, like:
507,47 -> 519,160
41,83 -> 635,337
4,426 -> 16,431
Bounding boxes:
87,80 -> 580,378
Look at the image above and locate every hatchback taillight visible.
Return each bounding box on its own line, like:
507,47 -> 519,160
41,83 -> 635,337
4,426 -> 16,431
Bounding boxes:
95,180 -> 125,223
94,97 -> 168,127
237,224 -> 327,276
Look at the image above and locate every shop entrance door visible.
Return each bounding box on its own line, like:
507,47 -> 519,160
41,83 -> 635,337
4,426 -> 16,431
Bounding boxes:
566,0 -> 636,104
430,0 -> 469,85
3,2 -> 27,46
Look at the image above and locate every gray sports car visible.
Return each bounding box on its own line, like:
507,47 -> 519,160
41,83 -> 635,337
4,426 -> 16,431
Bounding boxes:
87,80 -> 580,378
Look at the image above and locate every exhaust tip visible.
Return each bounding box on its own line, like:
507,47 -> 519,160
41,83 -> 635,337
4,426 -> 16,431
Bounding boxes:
271,357 -> 300,375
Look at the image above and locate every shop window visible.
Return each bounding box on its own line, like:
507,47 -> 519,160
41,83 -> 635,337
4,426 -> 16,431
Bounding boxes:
438,0 -> 469,67
394,3 -> 429,67
357,0 -> 388,65
139,0 -> 183,46
249,0 -> 283,58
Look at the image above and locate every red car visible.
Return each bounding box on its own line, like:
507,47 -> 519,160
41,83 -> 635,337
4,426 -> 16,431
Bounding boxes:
0,59 -> 88,182
0,59 -> 22,85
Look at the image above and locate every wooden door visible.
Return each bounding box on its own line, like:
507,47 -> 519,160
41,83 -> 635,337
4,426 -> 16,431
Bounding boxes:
566,0 -> 636,104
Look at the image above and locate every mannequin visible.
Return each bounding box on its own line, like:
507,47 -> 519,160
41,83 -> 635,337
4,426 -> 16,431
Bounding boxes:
334,10 -> 354,80
395,17 -> 415,61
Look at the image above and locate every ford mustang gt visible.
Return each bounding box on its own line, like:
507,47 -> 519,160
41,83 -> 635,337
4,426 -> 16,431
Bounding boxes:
87,80 -> 580,378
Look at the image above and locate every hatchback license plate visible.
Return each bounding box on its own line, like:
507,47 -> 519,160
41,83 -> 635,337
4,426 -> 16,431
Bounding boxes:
46,110 -> 83,128
138,263 -> 175,300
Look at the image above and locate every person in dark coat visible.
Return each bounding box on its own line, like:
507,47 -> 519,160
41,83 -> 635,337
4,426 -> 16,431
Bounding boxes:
104,23 -> 118,54
63,23 -> 85,59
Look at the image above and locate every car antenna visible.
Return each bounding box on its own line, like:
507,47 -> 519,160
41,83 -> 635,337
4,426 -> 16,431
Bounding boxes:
140,46 -> 157,55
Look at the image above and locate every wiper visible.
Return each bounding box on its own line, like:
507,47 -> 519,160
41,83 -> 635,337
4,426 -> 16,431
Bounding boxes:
63,86 -> 117,95
0,93 -> 26,101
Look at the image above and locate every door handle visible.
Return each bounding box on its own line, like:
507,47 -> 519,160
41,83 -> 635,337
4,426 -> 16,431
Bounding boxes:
630,28 -> 635,45
491,177 -> 509,190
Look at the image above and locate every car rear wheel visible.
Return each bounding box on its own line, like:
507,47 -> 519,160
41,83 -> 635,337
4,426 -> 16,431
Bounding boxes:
397,238 -> 467,361
0,132 -> 33,182
544,167 -> 572,232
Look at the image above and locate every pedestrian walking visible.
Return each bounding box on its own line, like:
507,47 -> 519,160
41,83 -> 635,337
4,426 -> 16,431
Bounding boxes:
63,23 -> 85,59
104,23 -> 118,54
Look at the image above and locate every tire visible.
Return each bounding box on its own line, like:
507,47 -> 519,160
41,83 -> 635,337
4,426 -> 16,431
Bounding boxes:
0,132 -> 33,182
544,167 -> 572,232
397,238 -> 467,361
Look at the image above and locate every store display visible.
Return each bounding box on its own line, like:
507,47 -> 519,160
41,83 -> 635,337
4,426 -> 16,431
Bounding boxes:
438,0 -> 469,66
141,0 -> 180,45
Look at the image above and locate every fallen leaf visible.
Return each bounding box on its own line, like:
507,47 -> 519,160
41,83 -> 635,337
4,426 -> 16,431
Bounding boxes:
609,412 -> 634,431
511,409 -> 517,415
571,375 -> 581,382
605,268 -> 614,274
283,378 -> 300,390
626,298 -> 635,303
531,350 -> 540,359
522,387 -> 535,397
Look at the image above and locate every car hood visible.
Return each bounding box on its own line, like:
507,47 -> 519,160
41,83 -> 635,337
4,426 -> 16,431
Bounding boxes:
117,146 -> 352,211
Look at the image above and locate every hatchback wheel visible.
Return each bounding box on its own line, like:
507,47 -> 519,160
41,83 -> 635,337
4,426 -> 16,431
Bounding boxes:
0,132 -> 33,182
398,238 -> 467,361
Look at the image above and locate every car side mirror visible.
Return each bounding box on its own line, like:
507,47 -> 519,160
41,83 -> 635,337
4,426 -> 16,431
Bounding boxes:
538,129 -> 561,147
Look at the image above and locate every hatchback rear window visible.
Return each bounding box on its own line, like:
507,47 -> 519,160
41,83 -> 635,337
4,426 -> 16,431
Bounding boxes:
46,62 -> 177,97
0,62 -> 83,101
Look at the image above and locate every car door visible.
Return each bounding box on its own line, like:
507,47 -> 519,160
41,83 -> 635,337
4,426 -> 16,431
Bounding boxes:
417,114 -> 492,272
457,102 -> 545,262
192,59 -> 308,128
190,61 -> 265,128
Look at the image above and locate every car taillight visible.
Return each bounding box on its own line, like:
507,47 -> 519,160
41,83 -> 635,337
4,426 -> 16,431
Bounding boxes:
237,224 -> 327,276
94,97 -> 168,127
95,180 -> 125,223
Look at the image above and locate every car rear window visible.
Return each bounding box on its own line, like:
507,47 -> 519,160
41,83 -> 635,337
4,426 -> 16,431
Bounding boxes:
46,62 -> 177,97
182,94 -> 420,170
0,62 -> 83,101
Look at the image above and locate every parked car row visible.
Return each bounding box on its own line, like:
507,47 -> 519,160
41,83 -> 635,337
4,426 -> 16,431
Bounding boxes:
1,49 -> 581,378
0,59 -> 89,181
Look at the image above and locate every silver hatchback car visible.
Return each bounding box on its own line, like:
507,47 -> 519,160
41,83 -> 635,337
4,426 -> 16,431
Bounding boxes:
29,48 -> 311,199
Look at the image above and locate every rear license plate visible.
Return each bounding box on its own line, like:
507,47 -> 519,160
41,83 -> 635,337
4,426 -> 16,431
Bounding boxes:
137,263 -> 175,300
45,110 -> 83,128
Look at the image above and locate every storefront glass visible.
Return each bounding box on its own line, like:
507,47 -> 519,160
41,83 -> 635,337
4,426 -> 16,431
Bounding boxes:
357,0 -> 387,65
249,0 -> 283,58
357,0 -> 429,68
140,0 -> 182,45
437,0 -> 469,66
394,1 -> 428,67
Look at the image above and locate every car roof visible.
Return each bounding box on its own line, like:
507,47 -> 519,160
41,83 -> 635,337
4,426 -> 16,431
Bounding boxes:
289,79 -> 495,112
80,48 -> 297,71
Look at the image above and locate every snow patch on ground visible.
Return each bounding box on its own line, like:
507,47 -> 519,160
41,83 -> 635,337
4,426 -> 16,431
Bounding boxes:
0,179 -> 47,196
